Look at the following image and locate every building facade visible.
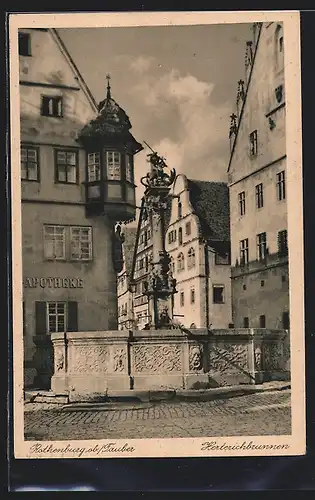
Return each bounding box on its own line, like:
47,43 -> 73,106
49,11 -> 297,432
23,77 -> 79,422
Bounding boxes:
228,22 -> 289,329
19,28 -> 142,387
165,174 -> 232,329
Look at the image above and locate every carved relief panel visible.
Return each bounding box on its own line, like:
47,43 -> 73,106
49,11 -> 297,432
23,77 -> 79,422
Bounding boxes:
68,345 -> 110,374
209,343 -> 249,374
133,344 -> 182,373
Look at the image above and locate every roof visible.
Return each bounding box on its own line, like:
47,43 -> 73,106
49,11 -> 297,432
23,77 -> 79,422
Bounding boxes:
77,80 -> 143,153
187,179 -> 230,248
121,226 -> 137,275
51,29 -> 98,113
227,23 -> 262,172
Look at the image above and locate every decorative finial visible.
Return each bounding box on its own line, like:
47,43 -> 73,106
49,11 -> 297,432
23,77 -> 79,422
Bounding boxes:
106,74 -> 111,99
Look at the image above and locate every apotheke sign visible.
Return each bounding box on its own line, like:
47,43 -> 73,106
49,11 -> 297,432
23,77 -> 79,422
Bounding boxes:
23,277 -> 84,289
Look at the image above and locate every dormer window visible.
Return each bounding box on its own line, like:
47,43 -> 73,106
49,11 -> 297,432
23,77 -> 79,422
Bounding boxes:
18,32 -> 31,56
41,96 -> 63,117
106,151 -> 121,180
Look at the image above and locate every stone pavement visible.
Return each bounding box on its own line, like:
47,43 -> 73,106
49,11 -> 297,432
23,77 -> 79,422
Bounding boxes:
24,389 -> 291,441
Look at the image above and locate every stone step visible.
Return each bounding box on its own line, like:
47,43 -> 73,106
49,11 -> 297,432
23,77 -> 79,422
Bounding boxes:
25,390 -> 69,404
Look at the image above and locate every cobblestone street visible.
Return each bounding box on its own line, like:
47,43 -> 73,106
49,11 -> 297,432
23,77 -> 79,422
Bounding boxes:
24,390 -> 291,441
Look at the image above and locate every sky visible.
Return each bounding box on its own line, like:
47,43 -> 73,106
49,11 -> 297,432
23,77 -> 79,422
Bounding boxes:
58,23 -> 253,202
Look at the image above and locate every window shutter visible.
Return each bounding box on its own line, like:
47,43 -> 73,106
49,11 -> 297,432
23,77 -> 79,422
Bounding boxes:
67,301 -> 78,332
35,301 -> 47,334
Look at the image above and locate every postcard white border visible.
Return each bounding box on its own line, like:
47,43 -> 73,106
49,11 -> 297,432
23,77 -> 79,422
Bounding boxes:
9,10 -> 305,459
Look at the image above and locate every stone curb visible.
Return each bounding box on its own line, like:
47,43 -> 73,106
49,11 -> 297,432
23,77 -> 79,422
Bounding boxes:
24,382 -> 290,406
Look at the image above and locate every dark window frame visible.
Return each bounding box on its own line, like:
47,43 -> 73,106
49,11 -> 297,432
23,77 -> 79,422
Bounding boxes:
249,130 -> 258,156
41,95 -> 63,118
18,32 -> 31,56
21,145 -> 40,182
54,149 -> 79,185
238,191 -> 246,216
257,232 -> 267,261
276,170 -> 286,201
255,183 -> 264,209
213,285 -> 225,304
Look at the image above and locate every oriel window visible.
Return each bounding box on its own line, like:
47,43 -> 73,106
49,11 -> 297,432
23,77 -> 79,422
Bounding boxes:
106,151 -> 121,180
55,150 -> 78,184
257,232 -> 267,261
41,96 -> 63,117
21,146 -> 39,181
249,130 -> 258,156
126,155 -> 133,182
87,153 -> 101,182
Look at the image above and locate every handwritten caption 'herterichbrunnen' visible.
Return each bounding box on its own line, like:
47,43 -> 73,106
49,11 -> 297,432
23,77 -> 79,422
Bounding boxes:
23,277 -> 84,289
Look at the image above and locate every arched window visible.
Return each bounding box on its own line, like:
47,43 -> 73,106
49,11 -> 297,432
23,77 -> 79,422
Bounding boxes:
187,247 -> 196,269
177,252 -> 185,272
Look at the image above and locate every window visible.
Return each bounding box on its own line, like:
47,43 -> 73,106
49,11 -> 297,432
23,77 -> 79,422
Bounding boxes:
106,151 -> 121,180
185,222 -> 191,235
55,150 -> 78,184
238,191 -> 246,216
276,171 -> 286,201
70,227 -> 92,261
257,232 -> 267,261
282,311 -> 290,329
213,285 -> 225,304
243,317 -> 249,328
259,315 -> 266,328
47,302 -> 67,333
177,252 -> 185,272
278,229 -> 288,256
35,301 -> 78,334
178,201 -> 182,218
21,146 -> 39,181
190,288 -> 195,304
187,247 -> 196,269
44,225 -> 66,260
180,291 -> 184,307
126,155 -> 133,182
168,230 -> 177,244
255,183 -> 264,209
41,96 -> 63,117
87,153 -> 101,182
178,227 -> 183,245
215,251 -> 230,265
18,32 -> 31,56
261,280 -> 265,287
240,238 -> 249,265
249,130 -> 258,156
145,256 -> 149,272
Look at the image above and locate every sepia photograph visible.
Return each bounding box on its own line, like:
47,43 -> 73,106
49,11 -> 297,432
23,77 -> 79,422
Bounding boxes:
9,11 -> 305,458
